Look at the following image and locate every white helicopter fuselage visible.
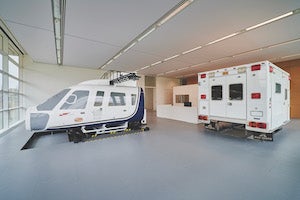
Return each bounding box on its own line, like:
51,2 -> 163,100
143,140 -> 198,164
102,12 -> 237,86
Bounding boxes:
26,80 -> 145,132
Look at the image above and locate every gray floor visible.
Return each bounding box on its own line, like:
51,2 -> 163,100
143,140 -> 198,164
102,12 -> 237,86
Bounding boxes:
0,112 -> 300,200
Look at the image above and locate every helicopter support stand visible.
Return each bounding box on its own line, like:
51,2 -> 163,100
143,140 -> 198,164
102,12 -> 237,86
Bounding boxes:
68,123 -> 150,143
21,125 -> 150,150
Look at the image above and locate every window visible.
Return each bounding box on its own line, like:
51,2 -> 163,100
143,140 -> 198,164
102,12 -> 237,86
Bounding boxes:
9,93 -> 19,108
94,91 -> 104,107
0,35 -> 3,51
61,90 -> 89,110
211,85 -> 222,100
0,54 -> 2,70
37,89 -> 70,111
0,91 -> 2,110
0,34 -> 23,131
275,83 -> 281,93
109,92 -> 125,106
9,109 -> 19,126
131,94 -> 137,105
9,47 -> 19,64
8,61 -> 19,77
0,74 -> 2,110
176,95 -> 189,103
229,84 -> 243,100
0,112 -> 2,129
8,77 -> 19,92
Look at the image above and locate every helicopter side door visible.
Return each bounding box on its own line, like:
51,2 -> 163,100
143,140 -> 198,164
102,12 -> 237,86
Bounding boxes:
91,90 -> 105,121
56,90 -> 92,126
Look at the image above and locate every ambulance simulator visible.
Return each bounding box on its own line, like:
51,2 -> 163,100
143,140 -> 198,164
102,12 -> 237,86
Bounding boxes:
198,61 -> 290,135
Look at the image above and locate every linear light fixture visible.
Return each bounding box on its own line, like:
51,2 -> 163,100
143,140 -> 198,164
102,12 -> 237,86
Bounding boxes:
206,32 -> 239,46
123,42 -> 137,53
137,27 -> 156,42
164,54 -> 180,61
266,38 -> 300,49
151,60 -> 162,66
138,7 -> 300,73
141,65 -> 150,69
165,70 -> 177,74
281,53 -> 300,59
51,0 -> 66,65
165,38 -> 300,76
182,46 -> 202,54
245,11 -> 294,31
157,0 -> 194,26
113,52 -> 122,60
100,0 -> 194,69
210,57 -> 229,63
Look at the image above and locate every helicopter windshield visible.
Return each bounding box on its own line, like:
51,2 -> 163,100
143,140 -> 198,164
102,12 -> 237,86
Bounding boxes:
37,89 -> 70,111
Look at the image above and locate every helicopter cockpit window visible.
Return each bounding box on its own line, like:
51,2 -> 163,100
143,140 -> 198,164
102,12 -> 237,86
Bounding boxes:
60,90 -> 89,110
109,92 -> 125,106
37,89 -> 70,111
94,91 -> 104,107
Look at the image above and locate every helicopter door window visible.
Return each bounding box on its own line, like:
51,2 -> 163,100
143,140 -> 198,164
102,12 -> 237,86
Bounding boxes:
60,90 -> 89,110
131,94 -> 137,105
109,92 -> 125,106
94,91 -> 104,107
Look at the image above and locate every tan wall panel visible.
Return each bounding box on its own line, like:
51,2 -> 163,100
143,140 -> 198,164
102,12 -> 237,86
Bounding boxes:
276,59 -> 300,118
291,104 -> 300,118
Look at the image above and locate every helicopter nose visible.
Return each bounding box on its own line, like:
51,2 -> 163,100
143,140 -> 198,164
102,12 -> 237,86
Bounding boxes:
29,113 -> 49,131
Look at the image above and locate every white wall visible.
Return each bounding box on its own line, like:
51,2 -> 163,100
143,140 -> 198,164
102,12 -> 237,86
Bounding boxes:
157,105 -> 199,124
23,56 -> 102,107
156,77 -> 180,108
173,84 -> 198,107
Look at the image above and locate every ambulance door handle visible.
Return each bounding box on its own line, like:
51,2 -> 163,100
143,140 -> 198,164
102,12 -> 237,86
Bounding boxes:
227,102 -> 232,106
123,109 -> 127,112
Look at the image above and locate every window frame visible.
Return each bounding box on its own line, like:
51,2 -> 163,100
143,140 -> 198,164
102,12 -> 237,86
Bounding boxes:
109,92 -> 126,106
211,85 -> 223,100
229,83 -> 243,101
94,91 -> 104,107
60,90 -> 90,110
275,83 -> 281,94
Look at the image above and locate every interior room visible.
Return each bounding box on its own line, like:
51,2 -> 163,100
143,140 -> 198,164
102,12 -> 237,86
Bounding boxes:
0,0 -> 299,199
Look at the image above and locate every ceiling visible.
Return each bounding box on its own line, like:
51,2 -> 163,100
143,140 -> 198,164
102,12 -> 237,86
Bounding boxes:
0,0 -> 300,78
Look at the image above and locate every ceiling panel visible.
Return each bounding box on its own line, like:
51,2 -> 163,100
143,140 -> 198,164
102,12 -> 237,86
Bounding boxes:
132,0 -> 300,58
162,40 -> 300,78
0,0 -> 53,30
0,0 -> 299,78
139,59 -> 190,75
63,35 -> 122,68
5,21 -> 56,64
103,50 -> 162,72
65,0 -> 180,47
